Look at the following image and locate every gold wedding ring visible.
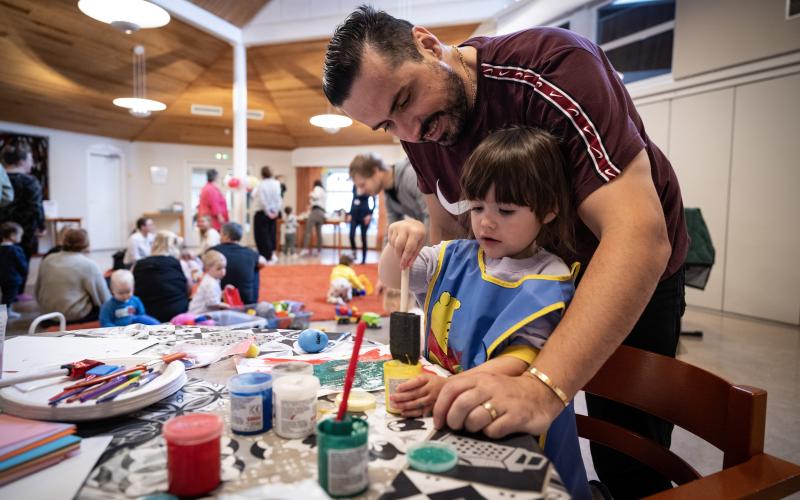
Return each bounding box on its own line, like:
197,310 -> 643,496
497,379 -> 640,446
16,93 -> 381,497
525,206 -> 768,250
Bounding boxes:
482,401 -> 498,421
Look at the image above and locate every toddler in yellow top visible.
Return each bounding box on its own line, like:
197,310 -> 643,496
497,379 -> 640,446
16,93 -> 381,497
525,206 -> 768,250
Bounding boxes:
327,254 -> 366,304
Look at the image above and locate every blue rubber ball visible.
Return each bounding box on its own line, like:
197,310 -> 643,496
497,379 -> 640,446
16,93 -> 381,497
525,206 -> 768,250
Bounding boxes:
298,329 -> 328,353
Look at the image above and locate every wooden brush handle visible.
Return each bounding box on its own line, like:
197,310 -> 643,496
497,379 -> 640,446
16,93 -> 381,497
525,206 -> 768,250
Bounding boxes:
400,268 -> 410,313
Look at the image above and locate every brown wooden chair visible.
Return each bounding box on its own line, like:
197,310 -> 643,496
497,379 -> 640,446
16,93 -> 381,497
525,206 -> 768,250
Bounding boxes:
577,345 -> 800,499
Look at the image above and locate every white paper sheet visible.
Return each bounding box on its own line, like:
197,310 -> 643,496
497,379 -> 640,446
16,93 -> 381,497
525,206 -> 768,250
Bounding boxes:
2,336 -> 158,373
0,435 -> 112,500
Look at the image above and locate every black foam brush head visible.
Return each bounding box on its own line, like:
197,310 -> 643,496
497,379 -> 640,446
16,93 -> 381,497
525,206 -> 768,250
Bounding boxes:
389,312 -> 421,364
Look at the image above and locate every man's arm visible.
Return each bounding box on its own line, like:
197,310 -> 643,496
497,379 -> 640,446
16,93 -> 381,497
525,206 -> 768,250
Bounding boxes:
433,149 -> 672,436
423,194 -> 466,244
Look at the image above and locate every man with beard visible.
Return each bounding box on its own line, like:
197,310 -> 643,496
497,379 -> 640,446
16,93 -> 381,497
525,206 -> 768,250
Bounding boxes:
323,6 -> 687,499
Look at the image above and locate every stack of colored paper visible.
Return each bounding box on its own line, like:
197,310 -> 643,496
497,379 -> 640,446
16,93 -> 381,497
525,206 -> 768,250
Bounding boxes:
0,415 -> 81,485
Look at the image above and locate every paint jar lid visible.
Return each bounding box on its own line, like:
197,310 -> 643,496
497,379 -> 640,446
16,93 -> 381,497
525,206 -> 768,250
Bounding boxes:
271,361 -> 314,380
334,389 -> 376,412
407,441 -> 458,473
272,374 -> 320,398
228,372 -> 272,394
163,413 -> 223,446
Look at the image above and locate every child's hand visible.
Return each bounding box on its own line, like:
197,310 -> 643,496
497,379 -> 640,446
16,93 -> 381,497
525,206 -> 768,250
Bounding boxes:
387,219 -> 426,268
224,284 -> 234,290
390,373 -> 446,418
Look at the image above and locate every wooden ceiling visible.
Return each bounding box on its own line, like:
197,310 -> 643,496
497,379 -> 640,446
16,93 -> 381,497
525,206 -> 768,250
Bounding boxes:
0,0 -> 478,150
188,0 -> 270,27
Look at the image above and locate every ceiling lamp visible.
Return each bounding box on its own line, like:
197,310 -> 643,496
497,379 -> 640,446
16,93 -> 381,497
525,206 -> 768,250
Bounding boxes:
113,45 -> 166,118
78,0 -> 170,34
309,113 -> 353,134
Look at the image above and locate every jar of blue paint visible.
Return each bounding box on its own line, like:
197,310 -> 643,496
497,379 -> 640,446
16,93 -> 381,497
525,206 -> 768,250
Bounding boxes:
228,372 -> 273,435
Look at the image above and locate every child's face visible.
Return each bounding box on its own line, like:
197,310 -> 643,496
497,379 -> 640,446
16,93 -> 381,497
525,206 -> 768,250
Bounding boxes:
469,185 -> 553,260
113,284 -> 133,302
8,230 -> 22,244
208,260 -> 227,279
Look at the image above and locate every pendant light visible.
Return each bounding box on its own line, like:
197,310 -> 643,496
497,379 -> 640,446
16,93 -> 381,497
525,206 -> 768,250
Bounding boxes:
113,45 -> 166,118
78,0 -> 170,34
310,103 -> 352,134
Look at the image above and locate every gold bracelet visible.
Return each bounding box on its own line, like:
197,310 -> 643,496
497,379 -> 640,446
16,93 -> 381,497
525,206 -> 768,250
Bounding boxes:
526,366 -> 569,408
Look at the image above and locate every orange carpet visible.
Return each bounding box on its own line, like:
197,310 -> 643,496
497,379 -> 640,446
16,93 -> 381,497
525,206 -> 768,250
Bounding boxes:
258,263 -> 384,320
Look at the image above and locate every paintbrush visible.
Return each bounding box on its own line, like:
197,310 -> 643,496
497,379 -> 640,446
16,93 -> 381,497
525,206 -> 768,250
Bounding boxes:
63,352 -> 185,391
336,321 -> 366,421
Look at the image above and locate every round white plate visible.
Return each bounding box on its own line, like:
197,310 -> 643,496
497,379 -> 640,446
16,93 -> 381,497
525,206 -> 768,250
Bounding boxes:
0,356 -> 187,421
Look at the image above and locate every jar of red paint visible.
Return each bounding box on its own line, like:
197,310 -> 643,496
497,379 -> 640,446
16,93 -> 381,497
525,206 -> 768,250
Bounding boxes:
163,413 -> 223,496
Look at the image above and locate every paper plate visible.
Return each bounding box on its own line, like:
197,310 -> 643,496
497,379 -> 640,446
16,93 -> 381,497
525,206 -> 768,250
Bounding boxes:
0,357 -> 187,422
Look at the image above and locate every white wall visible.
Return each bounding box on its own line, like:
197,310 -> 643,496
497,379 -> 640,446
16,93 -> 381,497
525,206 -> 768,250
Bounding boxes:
130,142 -> 293,247
291,144 -> 406,168
0,120 -> 132,248
0,121 -> 293,250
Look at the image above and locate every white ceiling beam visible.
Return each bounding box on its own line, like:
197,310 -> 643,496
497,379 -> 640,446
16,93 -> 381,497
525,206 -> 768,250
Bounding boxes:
243,0 -> 513,47
150,0 -> 242,45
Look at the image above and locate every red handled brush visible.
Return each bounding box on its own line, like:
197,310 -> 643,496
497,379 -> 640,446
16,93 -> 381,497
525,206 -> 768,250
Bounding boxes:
336,321 -> 366,421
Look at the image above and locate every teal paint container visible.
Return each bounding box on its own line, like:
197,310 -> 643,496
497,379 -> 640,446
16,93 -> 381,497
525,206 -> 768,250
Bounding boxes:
316,416 -> 369,497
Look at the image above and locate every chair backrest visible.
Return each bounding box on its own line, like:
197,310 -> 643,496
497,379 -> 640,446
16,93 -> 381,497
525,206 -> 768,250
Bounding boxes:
577,345 -> 766,485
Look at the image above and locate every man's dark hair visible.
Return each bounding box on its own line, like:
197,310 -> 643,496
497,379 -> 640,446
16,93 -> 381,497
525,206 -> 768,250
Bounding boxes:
323,5 -> 421,106
260,166 -> 272,179
207,169 -> 218,183
136,217 -> 150,230
221,222 -> 243,242
1,138 -> 32,166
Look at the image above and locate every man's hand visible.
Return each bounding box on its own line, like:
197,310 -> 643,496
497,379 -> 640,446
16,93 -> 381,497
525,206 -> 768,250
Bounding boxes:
432,371 -> 565,439
387,219 -> 426,268
391,373 -> 447,418
363,214 -> 372,226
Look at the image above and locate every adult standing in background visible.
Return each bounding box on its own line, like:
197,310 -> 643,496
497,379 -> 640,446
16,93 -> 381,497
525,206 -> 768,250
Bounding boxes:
324,7 -> 687,498
133,230 -> 190,322
349,153 -> 429,301
301,180 -> 326,256
252,166 -> 282,263
349,154 -> 428,230
123,217 -> 155,266
35,228 -> 110,323
197,169 -> 228,231
0,138 -> 44,300
0,159 -> 12,207
347,184 -> 374,264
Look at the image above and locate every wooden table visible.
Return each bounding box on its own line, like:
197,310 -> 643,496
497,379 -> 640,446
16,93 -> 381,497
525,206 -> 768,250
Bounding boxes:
143,211 -> 185,239
44,217 -> 82,245
277,218 -> 345,255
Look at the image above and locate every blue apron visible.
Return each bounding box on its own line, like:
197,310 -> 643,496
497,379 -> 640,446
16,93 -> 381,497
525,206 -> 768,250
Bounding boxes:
423,240 -> 591,499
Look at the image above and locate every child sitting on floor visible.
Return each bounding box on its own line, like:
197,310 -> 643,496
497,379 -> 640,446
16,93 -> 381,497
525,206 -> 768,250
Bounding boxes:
189,250 -> 231,314
0,222 -> 27,319
327,254 -> 366,304
380,126 -> 589,499
99,269 -> 160,327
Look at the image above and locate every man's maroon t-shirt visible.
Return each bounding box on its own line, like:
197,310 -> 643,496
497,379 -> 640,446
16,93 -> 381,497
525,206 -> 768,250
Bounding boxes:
402,28 -> 687,280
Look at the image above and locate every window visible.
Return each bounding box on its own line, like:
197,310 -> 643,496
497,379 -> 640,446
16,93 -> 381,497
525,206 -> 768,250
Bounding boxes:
322,168 -> 378,234
596,0 -> 675,83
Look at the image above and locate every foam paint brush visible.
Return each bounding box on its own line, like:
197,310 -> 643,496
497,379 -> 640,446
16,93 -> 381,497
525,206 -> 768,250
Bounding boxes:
389,268 -> 420,364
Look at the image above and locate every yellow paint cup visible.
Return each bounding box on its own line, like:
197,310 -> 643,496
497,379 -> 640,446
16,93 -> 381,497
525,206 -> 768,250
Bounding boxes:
383,359 -> 422,414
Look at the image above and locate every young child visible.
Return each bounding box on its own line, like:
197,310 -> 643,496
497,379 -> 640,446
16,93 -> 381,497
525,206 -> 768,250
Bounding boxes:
189,250 -> 231,314
179,245 -> 203,285
99,269 -> 159,327
380,126 -> 589,498
327,254 -> 367,304
282,206 -> 297,256
0,222 -> 27,319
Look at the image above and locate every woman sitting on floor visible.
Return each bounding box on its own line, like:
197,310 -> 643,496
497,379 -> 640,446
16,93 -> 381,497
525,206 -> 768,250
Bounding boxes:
132,230 -> 190,322
35,228 -> 110,323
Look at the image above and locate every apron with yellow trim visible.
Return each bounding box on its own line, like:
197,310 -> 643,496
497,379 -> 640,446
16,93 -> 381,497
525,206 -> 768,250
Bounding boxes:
422,239 -> 591,499
423,239 -> 575,373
